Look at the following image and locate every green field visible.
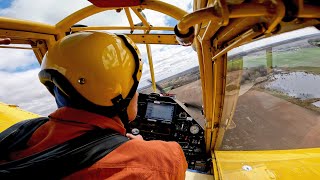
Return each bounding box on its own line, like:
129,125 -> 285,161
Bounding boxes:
228,47 -> 320,72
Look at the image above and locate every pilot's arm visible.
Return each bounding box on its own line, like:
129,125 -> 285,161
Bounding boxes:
175,142 -> 189,180
127,133 -> 188,180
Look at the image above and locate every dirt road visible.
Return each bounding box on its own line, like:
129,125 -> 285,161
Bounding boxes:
221,89 -> 320,150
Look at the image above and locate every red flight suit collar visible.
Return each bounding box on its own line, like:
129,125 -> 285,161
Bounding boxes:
49,107 -> 126,135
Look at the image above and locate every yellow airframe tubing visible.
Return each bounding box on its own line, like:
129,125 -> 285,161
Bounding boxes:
265,0 -> 285,34
146,44 -> 157,92
299,5 -> 320,18
176,3 -> 271,34
124,8 -> 135,32
0,17 -> 56,35
56,0 -> 188,38
132,8 -> 151,29
211,27 -> 265,61
55,5 -> 113,38
131,6 -> 156,92
200,39 -> 214,153
0,46 -> 36,50
71,26 -> 174,32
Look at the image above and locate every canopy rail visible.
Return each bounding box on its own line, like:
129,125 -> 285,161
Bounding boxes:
0,46 -> 34,50
56,0 -> 188,39
70,26 -> 174,32
0,29 -> 55,62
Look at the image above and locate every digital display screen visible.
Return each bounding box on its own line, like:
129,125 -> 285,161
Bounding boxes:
145,102 -> 175,121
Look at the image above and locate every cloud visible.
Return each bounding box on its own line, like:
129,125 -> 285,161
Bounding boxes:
0,0 -> 192,25
0,0 -> 91,24
0,68 -> 56,116
163,0 -> 193,12
0,48 -> 37,71
138,45 -> 198,88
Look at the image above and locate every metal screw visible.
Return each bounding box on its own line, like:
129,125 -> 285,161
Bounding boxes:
78,78 -> 85,84
242,165 -> 252,171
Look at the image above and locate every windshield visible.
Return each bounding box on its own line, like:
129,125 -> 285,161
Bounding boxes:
218,27 -> 320,150
138,44 -> 204,126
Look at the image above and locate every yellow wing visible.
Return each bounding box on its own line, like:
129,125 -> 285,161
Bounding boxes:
215,149 -> 320,180
0,102 -> 39,132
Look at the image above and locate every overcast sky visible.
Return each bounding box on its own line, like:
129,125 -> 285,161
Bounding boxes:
0,0 -> 198,116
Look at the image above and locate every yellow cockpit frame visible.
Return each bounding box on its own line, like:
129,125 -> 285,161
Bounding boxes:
0,0 -> 320,179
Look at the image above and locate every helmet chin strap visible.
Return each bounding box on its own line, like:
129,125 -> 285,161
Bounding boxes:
111,94 -> 132,132
118,109 -> 129,132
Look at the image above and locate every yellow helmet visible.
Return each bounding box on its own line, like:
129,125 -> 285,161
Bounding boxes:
39,31 -> 143,117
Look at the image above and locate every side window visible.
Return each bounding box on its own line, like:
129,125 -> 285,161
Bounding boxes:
219,28 -> 320,150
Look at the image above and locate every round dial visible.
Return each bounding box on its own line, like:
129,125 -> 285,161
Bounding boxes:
131,128 -> 140,135
190,125 -> 200,134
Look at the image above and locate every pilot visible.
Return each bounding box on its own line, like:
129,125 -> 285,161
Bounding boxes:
5,32 -> 187,179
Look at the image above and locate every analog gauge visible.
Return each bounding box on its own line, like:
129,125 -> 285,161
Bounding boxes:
190,125 -> 200,134
131,128 -> 140,135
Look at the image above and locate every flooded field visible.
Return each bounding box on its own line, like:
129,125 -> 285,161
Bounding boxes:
266,72 -> 320,100
313,101 -> 320,108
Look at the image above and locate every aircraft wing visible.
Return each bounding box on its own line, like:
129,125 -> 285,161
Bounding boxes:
215,149 -> 320,179
0,102 -> 39,132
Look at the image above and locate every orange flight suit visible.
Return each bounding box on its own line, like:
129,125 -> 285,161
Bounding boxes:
9,107 -> 188,180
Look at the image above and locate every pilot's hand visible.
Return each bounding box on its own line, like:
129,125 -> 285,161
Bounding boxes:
126,133 -> 144,140
0,38 -> 11,45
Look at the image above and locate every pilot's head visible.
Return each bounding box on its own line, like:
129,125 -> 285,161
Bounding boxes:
38,31 -> 143,125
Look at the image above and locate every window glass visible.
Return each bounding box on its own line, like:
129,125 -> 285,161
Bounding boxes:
220,28 -> 320,150
138,44 -> 204,125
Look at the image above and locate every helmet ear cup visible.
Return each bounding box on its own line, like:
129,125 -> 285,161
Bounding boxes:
39,69 -> 119,117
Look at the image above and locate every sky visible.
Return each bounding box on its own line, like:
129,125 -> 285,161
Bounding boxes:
0,0 -> 319,116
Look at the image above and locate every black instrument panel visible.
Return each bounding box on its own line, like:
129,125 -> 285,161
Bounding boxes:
128,93 -> 211,173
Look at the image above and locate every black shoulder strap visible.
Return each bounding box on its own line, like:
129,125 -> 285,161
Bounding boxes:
0,119 -> 129,179
0,117 -> 49,160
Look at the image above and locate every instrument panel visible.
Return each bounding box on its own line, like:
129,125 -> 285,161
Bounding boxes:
128,93 -> 211,173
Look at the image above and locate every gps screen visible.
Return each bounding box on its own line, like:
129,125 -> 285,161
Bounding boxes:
145,102 -> 175,121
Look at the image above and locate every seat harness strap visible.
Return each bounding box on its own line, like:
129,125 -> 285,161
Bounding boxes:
0,117 -> 129,179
